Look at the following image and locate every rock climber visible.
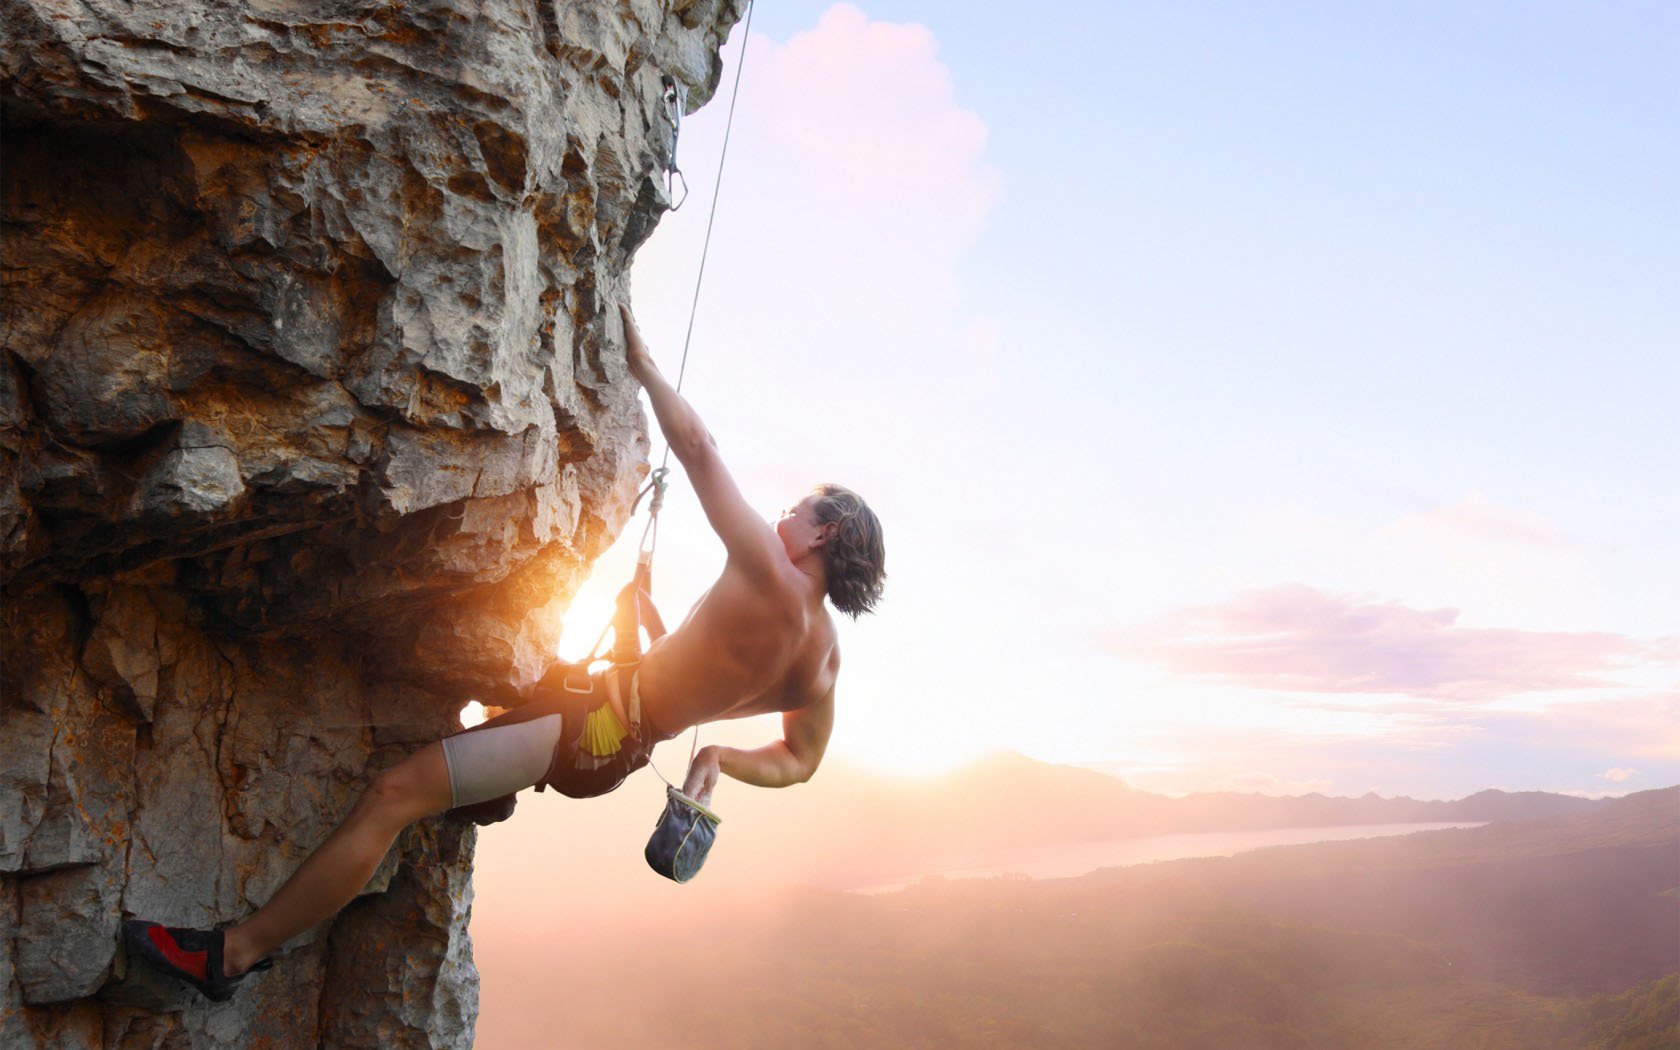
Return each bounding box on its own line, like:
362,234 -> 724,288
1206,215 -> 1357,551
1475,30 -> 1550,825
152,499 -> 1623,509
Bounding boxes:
124,304 -> 886,1001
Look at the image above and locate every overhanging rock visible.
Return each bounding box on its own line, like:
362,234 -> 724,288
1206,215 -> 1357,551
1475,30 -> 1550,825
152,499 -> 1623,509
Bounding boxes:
0,1 -> 745,1045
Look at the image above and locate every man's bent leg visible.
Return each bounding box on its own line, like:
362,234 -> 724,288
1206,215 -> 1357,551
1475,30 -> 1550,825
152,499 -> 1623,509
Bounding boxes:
221,742 -> 454,976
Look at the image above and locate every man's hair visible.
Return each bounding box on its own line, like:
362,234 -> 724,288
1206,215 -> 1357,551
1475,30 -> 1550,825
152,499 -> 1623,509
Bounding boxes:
811,483 -> 886,619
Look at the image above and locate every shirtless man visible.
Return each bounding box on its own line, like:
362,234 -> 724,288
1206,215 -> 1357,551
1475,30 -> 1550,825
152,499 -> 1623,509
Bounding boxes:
124,304 -> 886,1001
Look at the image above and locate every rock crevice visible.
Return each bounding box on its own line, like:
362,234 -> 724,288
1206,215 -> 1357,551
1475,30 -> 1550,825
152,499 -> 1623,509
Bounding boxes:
0,1 -> 744,1045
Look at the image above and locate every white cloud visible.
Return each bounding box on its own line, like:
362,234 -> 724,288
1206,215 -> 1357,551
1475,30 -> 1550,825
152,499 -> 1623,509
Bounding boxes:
1364,492 -> 1591,627
1598,767 -> 1638,782
1421,491 -> 1570,549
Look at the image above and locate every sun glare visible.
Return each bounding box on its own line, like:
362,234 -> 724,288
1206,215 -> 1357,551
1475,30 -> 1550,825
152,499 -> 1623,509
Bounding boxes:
832,735 -> 992,780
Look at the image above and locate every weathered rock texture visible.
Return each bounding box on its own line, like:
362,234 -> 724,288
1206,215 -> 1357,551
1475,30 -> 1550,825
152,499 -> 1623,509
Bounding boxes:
0,1 -> 742,1045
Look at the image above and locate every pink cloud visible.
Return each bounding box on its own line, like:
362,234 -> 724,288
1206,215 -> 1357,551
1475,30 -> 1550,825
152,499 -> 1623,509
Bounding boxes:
1119,585 -> 1675,702
759,4 -> 1003,247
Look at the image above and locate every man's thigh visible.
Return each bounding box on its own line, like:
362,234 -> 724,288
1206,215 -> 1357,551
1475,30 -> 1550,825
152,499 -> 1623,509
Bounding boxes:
440,714 -> 563,808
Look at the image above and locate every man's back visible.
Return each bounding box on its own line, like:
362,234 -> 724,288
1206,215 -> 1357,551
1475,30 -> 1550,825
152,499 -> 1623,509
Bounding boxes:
639,540 -> 840,734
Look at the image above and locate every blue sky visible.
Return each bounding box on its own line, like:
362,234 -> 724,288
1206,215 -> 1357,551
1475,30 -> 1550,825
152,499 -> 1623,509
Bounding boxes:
560,1 -> 1678,799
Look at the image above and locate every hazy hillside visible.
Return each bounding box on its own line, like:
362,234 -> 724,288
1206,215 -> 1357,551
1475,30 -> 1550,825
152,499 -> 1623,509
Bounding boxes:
662,749 -> 1610,890
1122,787 -> 1679,996
473,785 -> 1678,1049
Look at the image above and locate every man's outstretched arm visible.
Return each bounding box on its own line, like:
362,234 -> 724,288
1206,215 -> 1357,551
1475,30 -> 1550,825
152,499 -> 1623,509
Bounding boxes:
620,305 -> 780,571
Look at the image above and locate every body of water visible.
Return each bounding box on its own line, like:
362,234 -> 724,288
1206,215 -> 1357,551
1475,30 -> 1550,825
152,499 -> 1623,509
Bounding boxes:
854,822 -> 1484,894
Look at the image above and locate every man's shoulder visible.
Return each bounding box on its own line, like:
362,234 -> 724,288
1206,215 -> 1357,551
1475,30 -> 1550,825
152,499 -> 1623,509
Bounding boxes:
723,557 -> 815,614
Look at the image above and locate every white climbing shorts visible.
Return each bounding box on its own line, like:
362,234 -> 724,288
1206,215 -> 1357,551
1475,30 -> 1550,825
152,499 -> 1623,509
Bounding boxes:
440,713 -> 563,809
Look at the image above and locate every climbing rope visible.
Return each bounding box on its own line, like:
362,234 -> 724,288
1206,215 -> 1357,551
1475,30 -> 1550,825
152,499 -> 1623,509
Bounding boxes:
660,0 -> 756,468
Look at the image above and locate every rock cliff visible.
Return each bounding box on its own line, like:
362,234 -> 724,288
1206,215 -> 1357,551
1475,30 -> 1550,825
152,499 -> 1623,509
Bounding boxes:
0,1 -> 743,1045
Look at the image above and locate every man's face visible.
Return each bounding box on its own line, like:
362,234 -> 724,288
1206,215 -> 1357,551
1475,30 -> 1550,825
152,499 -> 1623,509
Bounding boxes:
775,494 -> 827,557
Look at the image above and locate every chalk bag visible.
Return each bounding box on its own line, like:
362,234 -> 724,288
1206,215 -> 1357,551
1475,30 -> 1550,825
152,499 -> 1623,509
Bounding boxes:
644,786 -> 721,883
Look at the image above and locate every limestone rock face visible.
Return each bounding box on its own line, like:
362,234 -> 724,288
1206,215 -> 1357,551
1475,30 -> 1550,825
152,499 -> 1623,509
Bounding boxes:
0,1 -> 742,1045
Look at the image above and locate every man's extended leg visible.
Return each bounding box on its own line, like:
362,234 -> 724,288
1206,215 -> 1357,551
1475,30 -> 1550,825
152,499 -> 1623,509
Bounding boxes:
219,741 -> 454,976
128,714 -> 564,999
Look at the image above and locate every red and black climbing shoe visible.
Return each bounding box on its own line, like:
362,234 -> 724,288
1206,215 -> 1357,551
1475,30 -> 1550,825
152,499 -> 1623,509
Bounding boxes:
122,920 -> 272,1003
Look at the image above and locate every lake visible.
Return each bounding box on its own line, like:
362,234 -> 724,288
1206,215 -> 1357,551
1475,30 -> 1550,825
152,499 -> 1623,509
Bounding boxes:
853,822 -> 1484,894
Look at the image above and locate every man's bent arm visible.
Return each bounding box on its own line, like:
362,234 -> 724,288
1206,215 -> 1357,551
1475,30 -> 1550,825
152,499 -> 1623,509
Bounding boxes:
707,688 -> 835,790
714,741 -> 815,788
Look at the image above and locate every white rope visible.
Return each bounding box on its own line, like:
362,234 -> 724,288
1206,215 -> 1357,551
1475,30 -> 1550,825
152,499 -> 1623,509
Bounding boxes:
660,0 -> 755,462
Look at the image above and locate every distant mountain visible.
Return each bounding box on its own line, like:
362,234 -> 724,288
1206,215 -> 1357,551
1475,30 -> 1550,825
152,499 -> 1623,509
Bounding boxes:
687,750 -> 1616,890
1447,786 -> 1607,821
1158,781 -> 1602,830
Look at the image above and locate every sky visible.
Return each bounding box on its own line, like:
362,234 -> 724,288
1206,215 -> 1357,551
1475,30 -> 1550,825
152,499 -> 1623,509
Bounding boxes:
558,0 -> 1678,801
